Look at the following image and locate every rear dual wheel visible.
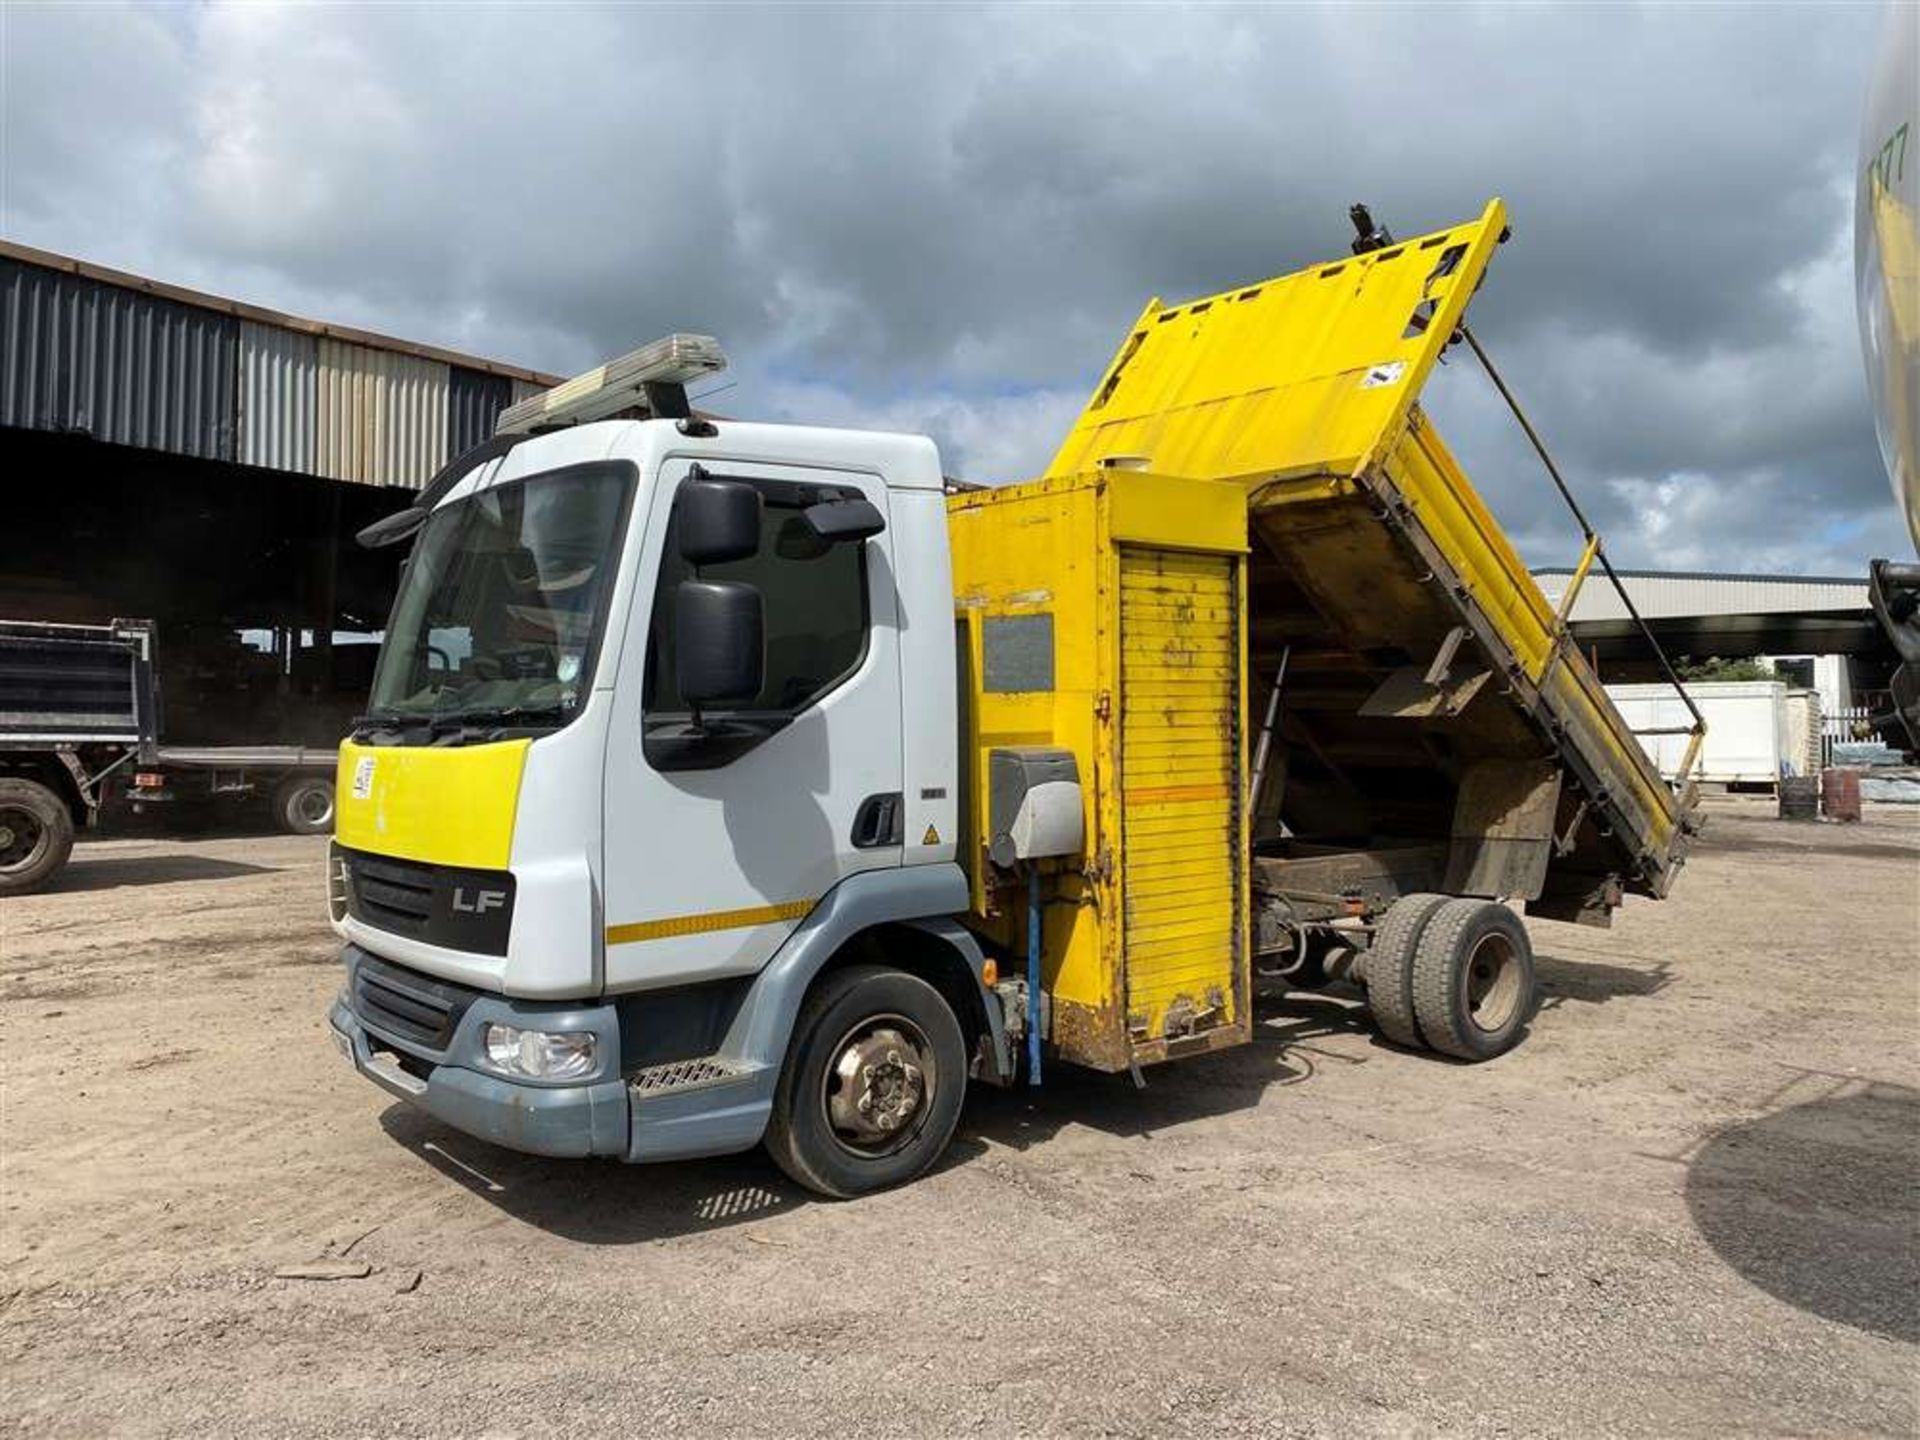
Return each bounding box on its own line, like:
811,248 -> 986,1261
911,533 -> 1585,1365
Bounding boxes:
1412,899 -> 1536,1060
1362,893 -> 1448,1048
1363,893 -> 1537,1061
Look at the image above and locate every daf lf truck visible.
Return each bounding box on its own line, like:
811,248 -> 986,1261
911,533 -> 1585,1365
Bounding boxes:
326,202 -> 1700,1196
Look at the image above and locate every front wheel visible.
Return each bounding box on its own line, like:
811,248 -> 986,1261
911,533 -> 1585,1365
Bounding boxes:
764,964 -> 968,1198
273,774 -> 335,836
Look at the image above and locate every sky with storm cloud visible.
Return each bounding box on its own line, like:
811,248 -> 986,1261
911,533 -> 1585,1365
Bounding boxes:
2,2 -> 1907,572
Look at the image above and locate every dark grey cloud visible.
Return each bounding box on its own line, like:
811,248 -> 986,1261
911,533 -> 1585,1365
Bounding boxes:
1,0 -> 1904,571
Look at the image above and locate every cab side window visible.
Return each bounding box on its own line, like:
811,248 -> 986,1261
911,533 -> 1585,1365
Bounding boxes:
644,477 -> 870,767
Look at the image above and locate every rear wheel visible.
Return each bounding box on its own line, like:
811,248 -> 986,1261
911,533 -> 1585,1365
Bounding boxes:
274,774 -> 335,836
1362,892 -> 1449,1049
1411,899 -> 1537,1061
764,964 -> 968,1198
0,777 -> 75,895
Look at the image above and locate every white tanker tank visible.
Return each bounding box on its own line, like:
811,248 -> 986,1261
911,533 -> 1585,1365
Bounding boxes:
1858,1 -> 1918,542
1857,2 -> 1920,751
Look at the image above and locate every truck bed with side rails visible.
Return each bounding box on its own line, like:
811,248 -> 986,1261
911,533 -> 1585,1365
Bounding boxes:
0,618 -> 158,892
0,618 -> 344,893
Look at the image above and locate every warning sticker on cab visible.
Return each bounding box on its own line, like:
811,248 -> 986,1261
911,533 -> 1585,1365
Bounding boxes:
351,755 -> 376,800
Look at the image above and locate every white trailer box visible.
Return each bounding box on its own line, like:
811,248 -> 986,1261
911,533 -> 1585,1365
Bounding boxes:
1607,680 -> 1789,785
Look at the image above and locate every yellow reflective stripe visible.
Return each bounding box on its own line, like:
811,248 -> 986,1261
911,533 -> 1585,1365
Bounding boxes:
604,898 -> 815,946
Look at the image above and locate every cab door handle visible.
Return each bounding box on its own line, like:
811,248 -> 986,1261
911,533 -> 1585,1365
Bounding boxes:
851,792 -> 903,849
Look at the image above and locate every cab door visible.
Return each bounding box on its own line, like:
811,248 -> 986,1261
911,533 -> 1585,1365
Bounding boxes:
600,458 -> 903,992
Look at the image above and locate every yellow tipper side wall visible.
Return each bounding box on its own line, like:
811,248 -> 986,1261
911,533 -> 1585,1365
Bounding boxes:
946,471 -> 1249,1070
1381,414 -> 1678,868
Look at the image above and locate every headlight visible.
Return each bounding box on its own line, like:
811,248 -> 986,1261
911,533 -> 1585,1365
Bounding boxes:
481,1024 -> 597,1080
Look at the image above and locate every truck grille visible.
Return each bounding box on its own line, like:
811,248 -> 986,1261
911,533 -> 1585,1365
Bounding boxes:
336,847 -> 515,956
350,954 -> 476,1052
344,851 -> 433,938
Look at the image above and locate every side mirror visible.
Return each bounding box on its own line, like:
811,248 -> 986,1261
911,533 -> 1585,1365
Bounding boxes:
678,478 -> 761,565
356,505 -> 427,550
803,497 -> 885,544
675,580 -> 763,706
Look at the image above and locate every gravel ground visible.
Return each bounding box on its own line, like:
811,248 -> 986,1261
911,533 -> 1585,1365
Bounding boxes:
2,794 -> 1915,1437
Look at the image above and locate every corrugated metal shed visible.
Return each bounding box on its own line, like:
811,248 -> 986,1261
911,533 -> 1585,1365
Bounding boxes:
447,365 -> 512,458
0,238 -> 561,386
1,237 -> 566,491
1,257 -> 237,459
317,339 -> 450,487
238,321 -> 317,473
1534,568 -> 1869,621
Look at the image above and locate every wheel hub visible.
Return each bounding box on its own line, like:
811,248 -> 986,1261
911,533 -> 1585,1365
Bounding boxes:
1466,932 -> 1522,1032
827,1027 -> 927,1145
0,808 -> 42,870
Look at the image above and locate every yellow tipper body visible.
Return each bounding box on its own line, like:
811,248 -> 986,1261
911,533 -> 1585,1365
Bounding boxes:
948,471 -> 1250,1071
951,200 -> 1691,1075
1043,199 -> 1685,908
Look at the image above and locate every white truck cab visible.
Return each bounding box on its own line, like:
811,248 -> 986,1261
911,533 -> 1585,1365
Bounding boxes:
329,373 -> 1016,1197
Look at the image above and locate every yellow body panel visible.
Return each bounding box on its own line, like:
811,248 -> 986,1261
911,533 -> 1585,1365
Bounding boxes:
335,738 -> 529,869
947,471 -> 1248,1070
1046,201 -> 1509,486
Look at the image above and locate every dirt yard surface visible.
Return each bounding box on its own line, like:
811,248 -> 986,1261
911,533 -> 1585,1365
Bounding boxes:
2,796 -> 1915,1437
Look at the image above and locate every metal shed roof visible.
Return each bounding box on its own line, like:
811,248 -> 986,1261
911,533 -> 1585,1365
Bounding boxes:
1,238 -> 567,490
1532,567 -> 1869,622
0,237 -> 565,388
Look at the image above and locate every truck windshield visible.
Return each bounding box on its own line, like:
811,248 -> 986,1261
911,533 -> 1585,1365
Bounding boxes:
366,461 -> 634,731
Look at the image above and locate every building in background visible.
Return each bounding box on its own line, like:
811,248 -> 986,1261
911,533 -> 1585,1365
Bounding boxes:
0,239 -> 563,748
1532,568 -> 1885,743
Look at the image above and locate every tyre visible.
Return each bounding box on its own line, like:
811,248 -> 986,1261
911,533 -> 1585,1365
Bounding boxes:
0,777 -> 76,896
1362,892 -> 1450,1049
1411,898 -> 1537,1061
274,774 -> 335,836
764,964 -> 968,1199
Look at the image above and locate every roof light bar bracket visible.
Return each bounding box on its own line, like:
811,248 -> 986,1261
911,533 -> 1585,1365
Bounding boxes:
494,333 -> 728,435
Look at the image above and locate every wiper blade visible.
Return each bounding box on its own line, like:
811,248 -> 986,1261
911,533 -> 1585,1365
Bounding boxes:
350,708 -> 431,732
429,702 -> 570,732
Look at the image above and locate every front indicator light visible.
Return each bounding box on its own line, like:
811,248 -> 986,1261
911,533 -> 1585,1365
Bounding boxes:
482,1024 -> 597,1081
